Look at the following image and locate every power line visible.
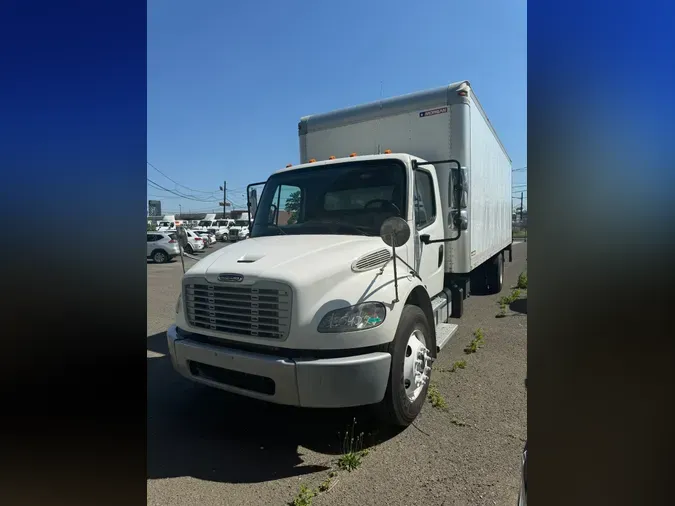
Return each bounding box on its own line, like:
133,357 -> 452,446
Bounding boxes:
147,178 -> 222,202
147,179 -> 215,201
147,161 -> 221,195
512,166 -> 527,172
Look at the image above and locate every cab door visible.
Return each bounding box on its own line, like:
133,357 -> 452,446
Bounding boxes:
412,168 -> 445,297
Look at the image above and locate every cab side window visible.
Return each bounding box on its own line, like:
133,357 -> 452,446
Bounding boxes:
414,170 -> 436,229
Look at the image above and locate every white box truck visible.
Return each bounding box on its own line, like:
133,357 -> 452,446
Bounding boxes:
167,81 -> 512,426
209,218 -> 236,241
157,215 -> 177,231
193,213 -> 217,232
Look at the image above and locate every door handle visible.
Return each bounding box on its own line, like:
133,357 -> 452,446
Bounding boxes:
438,245 -> 444,267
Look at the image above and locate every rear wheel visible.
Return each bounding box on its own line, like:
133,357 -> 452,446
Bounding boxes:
184,244 -> 194,254
152,250 -> 168,263
377,305 -> 435,427
486,254 -> 504,294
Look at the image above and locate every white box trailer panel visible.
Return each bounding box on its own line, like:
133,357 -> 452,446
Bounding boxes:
298,81 -> 511,274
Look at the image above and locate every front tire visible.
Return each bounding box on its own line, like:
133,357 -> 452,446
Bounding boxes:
377,305 -> 435,427
184,244 -> 193,254
152,250 -> 168,263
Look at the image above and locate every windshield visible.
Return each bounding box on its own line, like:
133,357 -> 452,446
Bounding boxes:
214,220 -> 230,227
235,220 -> 248,227
251,160 -> 407,238
198,220 -> 213,227
159,222 -> 171,227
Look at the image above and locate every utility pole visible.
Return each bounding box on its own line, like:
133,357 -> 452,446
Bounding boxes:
219,182 -> 229,218
520,192 -> 524,222
179,204 -> 182,218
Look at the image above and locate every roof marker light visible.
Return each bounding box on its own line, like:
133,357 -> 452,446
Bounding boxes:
309,159 -> 317,163
384,149 -> 392,154
349,152 -> 357,157
329,155 -> 336,160
286,163 -> 293,167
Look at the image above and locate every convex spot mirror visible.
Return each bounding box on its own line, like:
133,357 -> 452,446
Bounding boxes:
380,217 -> 411,248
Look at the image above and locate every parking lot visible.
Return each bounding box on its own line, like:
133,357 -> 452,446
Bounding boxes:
147,241 -> 527,506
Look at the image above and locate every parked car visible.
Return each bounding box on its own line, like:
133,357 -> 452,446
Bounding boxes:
195,231 -> 217,246
183,229 -> 206,254
147,232 -> 180,263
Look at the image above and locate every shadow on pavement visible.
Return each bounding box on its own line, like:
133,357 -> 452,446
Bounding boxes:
147,332 -> 401,484
509,297 -> 527,315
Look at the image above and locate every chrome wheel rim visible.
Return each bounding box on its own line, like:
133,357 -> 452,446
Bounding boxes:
402,329 -> 432,402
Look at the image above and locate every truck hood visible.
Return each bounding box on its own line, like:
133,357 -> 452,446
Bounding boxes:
184,234 -> 392,288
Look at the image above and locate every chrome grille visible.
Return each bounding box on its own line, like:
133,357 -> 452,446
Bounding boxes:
185,281 -> 291,339
352,249 -> 391,272
229,229 -> 239,238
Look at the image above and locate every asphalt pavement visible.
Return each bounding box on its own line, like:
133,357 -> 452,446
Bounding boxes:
147,240 -> 527,506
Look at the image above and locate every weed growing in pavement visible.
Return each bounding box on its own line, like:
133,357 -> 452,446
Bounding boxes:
291,484 -> 316,506
497,290 -> 521,317
497,300 -> 508,318
517,271 -> 528,289
318,475 -> 333,492
427,384 -> 448,410
450,360 -> 467,372
337,418 -> 368,472
464,328 -> 485,354
450,417 -> 468,427
337,452 -> 363,472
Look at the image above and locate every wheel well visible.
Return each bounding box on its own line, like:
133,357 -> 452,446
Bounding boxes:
151,249 -> 166,257
404,286 -> 436,350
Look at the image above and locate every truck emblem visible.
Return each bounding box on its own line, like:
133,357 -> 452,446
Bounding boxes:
218,273 -> 244,282
419,106 -> 448,118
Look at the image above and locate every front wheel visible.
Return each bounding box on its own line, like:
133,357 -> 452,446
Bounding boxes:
376,305 -> 436,427
184,244 -> 193,254
152,250 -> 168,264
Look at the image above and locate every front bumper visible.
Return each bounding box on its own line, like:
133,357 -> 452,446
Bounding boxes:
167,325 -> 391,408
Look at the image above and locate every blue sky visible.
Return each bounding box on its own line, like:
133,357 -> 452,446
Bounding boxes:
147,0 -> 527,215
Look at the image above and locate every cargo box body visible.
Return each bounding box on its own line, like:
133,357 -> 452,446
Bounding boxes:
298,81 -> 512,274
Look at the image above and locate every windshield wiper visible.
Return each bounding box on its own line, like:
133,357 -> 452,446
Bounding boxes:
300,220 -> 369,236
267,223 -> 287,235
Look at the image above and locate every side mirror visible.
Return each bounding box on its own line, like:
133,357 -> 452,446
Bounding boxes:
380,217 -> 411,248
247,182 -> 265,226
450,209 -> 469,230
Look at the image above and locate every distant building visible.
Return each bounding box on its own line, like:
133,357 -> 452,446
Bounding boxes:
148,200 -> 161,217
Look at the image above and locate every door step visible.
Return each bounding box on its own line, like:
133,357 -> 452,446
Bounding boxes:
436,322 -> 459,352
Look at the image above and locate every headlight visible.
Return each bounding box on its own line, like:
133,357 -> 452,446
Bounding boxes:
317,302 -> 386,333
175,294 -> 182,314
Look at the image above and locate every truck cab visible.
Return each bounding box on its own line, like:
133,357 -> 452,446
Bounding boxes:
193,213 -> 217,232
227,219 -> 250,242
157,215 -> 176,231
167,82 -> 512,427
208,219 -> 235,241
